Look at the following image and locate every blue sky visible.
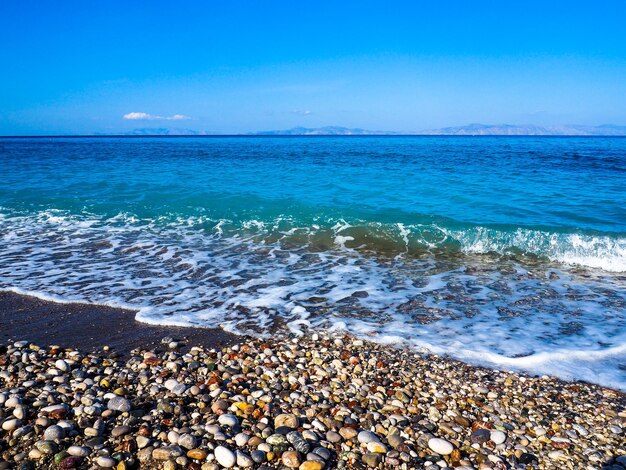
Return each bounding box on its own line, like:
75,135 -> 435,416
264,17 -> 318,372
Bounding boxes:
1,1 -> 625,134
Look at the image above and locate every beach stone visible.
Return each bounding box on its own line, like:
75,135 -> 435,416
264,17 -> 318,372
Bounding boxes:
136,436 -> 151,449
111,425 -> 130,437
325,431 -> 341,443
211,399 -> 229,414
428,438 -> 454,455
67,446 -> 89,457
5,396 -> 21,408
287,431 -> 311,453
490,430 -> 506,445
275,413 -> 299,430
470,429 -> 491,444
107,396 -> 131,412
302,430 -> 318,442
96,456 -> 116,468
152,446 -> 184,460
13,405 -> 27,420
362,452 -> 383,467
548,450 -> 567,460
187,448 -> 208,460
454,416 -> 471,427
282,451 -> 301,468
300,462 -> 324,470
178,433 -> 197,450
44,425 -> 64,441
55,359 -> 69,372
339,427 -> 358,440
251,450 -> 266,463
387,434 -> 404,449
214,446 -> 236,468
358,431 -> 380,444
218,414 -> 239,427
266,434 -> 287,445
164,379 -> 179,391
35,441 -> 57,455
367,441 -> 387,453
236,450 -> 254,467
59,457 -> 82,469
2,419 -> 21,431
232,432 -> 248,447
168,431 -> 179,444
312,447 -> 331,460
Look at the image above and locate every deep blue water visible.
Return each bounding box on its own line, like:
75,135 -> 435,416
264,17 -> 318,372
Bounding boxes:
0,137 -> 625,388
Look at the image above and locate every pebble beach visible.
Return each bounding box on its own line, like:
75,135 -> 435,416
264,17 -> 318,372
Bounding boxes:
1,332 -> 624,470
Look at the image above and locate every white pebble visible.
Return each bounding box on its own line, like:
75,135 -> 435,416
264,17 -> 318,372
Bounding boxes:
428,437 -> 454,455
214,446 -> 236,468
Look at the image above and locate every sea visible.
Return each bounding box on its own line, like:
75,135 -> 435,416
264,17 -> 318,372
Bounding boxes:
0,136 -> 624,389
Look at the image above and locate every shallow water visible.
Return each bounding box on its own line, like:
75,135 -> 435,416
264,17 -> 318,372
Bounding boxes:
0,136 -> 625,389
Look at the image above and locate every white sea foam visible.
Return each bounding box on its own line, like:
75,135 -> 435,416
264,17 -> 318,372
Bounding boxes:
0,209 -> 625,390
445,226 -> 626,272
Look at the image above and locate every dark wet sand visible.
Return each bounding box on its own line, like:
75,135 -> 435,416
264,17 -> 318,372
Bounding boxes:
0,290 -> 238,355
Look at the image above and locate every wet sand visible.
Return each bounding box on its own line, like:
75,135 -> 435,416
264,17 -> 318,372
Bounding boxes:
0,290 -> 238,356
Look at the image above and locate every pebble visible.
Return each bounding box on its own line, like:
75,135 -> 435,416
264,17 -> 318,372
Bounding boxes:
67,446 -> 89,457
178,433 -> 197,450
275,413 -> 299,430
282,450 -> 301,468
0,334 -> 621,470
235,432 -> 250,447
299,462 -> 324,470
55,359 -> 70,372
214,446 -> 236,468
43,425 -> 65,441
428,438 -> 454,455
357,430 -> 380,444
152,446 -> 184,460
490,430 -> 506,445
96,456 -> 116,467
107,396 -> 132,412
218,414 -> 239,427
1,419 -> 20,431
362,452 -> 383,467
367,441 -> 387,453
236,450 -> 254,467
187,448 -> 207,460
111,425 -> 130,437
251,450 -> 266,463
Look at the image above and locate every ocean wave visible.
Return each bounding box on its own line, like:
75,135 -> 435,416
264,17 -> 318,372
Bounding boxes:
0,208 -> 625,389
2,208 -> 626,271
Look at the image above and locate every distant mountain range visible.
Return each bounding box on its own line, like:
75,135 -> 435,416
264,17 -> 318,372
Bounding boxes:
102,127 -> 220,136
108,124 -> 626,136
414,123 -> 626,136
253,124 -> 626,136
251,126 -> 394,136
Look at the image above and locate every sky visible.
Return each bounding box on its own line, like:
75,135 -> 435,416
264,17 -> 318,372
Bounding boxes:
1,1 -> 626,135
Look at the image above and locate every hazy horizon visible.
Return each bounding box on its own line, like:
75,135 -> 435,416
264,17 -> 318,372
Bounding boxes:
2,1 -> 626,135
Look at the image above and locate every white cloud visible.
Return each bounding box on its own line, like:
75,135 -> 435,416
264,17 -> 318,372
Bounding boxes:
291,109 -> 313,116
123,112 -> 190,121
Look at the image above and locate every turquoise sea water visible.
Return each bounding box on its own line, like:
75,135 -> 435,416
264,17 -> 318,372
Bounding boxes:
0,137 -> 625,388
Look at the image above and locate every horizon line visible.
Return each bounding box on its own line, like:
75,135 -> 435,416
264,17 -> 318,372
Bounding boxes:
3,134 -> 626,138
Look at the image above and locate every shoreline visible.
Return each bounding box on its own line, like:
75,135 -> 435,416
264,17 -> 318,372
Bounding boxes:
0,291 -> 238,357
0,292 -> 624,468
1,290 -> 624,394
